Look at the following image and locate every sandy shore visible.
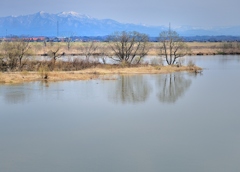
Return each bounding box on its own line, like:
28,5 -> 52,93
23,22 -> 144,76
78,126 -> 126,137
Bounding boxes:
0,65 -> 202,84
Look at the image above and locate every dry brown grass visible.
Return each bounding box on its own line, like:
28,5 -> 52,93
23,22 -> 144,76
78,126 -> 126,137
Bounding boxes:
0,72 -> 39,84
3,41 -> 240,57
29,42 -> 234,56
0,65 -> 202,84
149,42 -> 225,55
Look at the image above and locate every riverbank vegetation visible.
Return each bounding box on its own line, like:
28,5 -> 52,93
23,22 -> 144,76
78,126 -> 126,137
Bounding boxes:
1,39 -> 238,57
0,29 -> 225,84
0,64 -> 201,84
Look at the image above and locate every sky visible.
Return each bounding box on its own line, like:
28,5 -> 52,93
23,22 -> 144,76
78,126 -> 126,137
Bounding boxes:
0,0 -> 239,28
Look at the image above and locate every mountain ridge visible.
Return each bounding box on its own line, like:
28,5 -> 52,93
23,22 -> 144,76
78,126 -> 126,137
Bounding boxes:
0,11 -> 239,37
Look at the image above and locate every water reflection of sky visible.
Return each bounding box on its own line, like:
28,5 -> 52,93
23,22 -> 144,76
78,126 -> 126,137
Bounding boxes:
0,72 -> 197,105
1,55 -> 240,172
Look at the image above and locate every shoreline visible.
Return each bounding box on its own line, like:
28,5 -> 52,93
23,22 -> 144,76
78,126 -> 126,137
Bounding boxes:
0,65 -> 202,84
35,52 -> 240,56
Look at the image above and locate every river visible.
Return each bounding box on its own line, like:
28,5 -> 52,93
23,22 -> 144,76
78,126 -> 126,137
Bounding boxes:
0,55 -> 240,172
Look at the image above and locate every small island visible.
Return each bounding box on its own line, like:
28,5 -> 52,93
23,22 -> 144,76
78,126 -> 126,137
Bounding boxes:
0,64 -> 202,84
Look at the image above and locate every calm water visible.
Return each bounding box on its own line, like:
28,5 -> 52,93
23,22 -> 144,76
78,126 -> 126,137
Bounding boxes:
0,55 -> 240,172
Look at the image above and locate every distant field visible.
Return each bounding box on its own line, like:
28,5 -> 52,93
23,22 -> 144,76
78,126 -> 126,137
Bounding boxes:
28,42 -> 240,56
150,42 -> 240,55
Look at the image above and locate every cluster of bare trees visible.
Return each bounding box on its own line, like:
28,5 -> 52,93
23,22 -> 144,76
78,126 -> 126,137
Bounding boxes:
158,29 -> 189,65
106,29 -> 189,66
107,31 -> 149,65
220,42 -> 240,54
0,38 -> 31,71
0,28 -> 190,72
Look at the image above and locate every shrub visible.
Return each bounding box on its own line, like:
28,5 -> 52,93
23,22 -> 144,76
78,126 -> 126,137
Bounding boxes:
38,65 -> 49,79
150,57 -> 163,66
187,59 -> 195,67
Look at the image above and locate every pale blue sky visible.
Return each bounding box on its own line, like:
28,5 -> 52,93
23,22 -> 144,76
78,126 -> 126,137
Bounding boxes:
1,0 -> 239,27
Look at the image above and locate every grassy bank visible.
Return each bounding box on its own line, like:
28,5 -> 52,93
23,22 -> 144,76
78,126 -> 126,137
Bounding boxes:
0,65 -> 202,84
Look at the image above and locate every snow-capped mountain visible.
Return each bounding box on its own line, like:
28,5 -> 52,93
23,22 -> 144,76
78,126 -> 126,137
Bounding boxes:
0,11 -> 165,36
0,11 -> 239,37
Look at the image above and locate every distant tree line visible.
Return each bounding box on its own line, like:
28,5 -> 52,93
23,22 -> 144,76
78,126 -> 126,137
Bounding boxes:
2,35 -> 240,43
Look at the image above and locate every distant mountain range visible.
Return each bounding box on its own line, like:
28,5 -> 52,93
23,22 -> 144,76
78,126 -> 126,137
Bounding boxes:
0,11 -> 240,37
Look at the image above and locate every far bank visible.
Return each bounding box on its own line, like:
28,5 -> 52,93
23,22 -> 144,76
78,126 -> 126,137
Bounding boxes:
22,42 -> 240,56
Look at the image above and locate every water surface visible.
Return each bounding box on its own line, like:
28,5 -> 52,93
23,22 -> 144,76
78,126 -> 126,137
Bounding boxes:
0,55 -> 240,172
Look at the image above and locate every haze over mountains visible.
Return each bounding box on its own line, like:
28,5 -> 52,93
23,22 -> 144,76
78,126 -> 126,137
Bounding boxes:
0,11 -> 240,37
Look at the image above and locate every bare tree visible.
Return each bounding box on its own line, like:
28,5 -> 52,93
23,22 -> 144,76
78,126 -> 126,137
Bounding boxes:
0,38 -> 31,71
220,42 -> 240,54
0,55 -> 4,71
48,46 -> 63,70
97,44 -> 108,64
43,39 -> 47,47
0,42 -> 7,71
66,37 -> 72,50
158,28 -> 190,65
1,41 -> 18,70
107,31 -> 149,65
65,32 -> 75,51
15,38 -> 31,70
79,41 -> 98,62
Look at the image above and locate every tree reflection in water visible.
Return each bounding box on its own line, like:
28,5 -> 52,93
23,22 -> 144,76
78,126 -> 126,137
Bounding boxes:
3,81 -> 50,104
110,75 -> 152,103
40,80 -> 50,88
4,89 -> 30,104
156,73 -> 192,103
